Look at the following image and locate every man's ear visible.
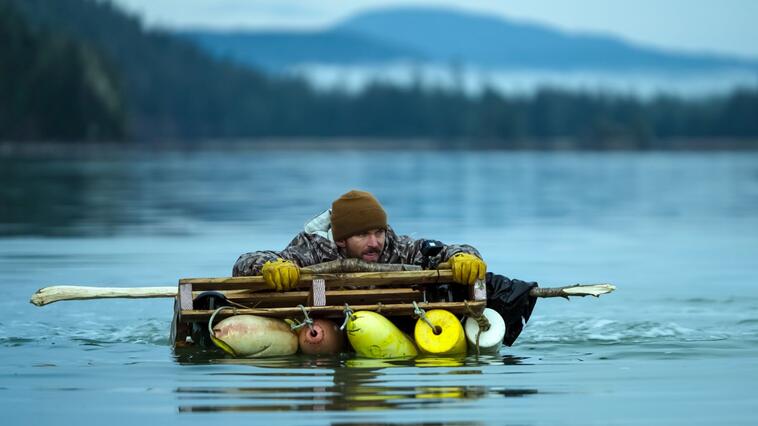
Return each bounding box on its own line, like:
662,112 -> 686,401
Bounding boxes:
335,240 -> 346,248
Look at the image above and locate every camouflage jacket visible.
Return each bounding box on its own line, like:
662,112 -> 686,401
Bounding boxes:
232,209 -> 481,276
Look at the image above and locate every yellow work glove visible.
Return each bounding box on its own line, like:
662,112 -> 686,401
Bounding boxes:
261,258 -> 300,291
448,253 -> 486,285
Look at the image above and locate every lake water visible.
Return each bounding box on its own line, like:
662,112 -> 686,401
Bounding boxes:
1,148 -> 757,425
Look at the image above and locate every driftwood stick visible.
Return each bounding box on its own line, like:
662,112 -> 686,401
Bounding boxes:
30,282 -> 615,307
529,284 -> 616,298
30,286 -> 177,307
302,259 -> 421,274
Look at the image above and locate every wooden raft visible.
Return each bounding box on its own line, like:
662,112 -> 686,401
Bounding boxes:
171,268 -> 486,348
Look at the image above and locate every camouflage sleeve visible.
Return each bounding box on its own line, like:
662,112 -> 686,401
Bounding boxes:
232,232 -> 339,276
390,231 -> 482,268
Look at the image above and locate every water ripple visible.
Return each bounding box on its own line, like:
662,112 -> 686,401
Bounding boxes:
0,318 -> 170,347
523,318 -> 730,345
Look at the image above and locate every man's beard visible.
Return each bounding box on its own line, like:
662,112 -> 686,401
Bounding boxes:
359,248 -> 381,262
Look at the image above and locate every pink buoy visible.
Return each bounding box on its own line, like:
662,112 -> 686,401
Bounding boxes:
298,318 -> 345,355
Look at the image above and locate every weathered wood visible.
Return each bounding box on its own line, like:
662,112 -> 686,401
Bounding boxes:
530,284 -> 616,298
30,285 -> 177,306
31,281 -> 616,307
222,288 -> 423,308
226,291 -> 310,305
179,270 -> 456,291
324,288 -> 423,305
179,283 -> 193,310
170,297 -> 192,347
179,301 -> 486,321
301,259 -> 421,273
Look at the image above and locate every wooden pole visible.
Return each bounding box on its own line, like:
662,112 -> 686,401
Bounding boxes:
530,283 -> 616,298
30,282 -> 614,306
30,286 -> 177,306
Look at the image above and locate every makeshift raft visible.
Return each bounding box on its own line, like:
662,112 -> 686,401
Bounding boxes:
29,258 -> 615,357
171,259 -> 487,349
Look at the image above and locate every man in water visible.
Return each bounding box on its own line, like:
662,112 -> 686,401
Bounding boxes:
233,189 -> 485,288
233,189 -> 537,346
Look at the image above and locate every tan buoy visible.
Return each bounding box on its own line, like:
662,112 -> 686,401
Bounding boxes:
209,308 -> 298,358
298,318 -> 345,355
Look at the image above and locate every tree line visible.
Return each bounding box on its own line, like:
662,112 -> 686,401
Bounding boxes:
0,0 -> 125,141
2,0 -> 756,147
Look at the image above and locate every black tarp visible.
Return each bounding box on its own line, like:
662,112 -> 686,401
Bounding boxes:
485,273 -> 538,346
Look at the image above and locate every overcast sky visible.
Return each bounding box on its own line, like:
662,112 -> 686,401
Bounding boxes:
111,0 -> 758,59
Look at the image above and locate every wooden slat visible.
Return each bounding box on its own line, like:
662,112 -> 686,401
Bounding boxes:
223,291 -> 310,307
218,288 -> 424,307
171,297 -> 191,346
216,289 -> 425,308
179,301 -> 485,321
180,270 -> 456,291
325,288 -> 423,306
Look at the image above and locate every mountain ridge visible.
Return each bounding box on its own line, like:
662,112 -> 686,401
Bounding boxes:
182,6 -> 758,72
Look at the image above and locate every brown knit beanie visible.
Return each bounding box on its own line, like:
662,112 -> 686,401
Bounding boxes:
331,190 -> 387,241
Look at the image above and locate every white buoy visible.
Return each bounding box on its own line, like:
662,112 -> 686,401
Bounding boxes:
464,308 -> 506,353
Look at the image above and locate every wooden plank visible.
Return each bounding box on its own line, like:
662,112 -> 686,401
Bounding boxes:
325,288 -> 423,305
180,270 -> 457,291
219,288 -> 424,307
221,289 -> 425,309
171,297 -> 191,347
223,291 -> 309,304
179,301 -> 485,321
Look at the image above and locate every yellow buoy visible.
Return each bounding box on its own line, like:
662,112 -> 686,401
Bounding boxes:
414,309 -> 467,355
346,311 -> 418,359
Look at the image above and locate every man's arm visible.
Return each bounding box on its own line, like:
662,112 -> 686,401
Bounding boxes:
232,232 -> 340,276
232,250 -> 283,277
386,229 -> 485,284
389,230 -> 482,268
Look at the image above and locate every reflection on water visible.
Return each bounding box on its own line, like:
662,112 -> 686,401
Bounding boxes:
3,151 -> 757,237
173,353 -> 536,414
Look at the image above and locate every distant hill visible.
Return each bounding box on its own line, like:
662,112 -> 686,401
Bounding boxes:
183,6 -> 758,72
4,0 -> 317,141
186,30 -> 424,71
0,0 -> 126,141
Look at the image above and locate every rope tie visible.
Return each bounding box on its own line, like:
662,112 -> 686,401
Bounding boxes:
290,304 -> 315,332
375,302 -> 383,313
464,301 -> 491,332
208,306 -> 237,338
412,301 -> 436,332
225,298 -> 250,309
464,301 -> 490,357
339,303 -> 355,330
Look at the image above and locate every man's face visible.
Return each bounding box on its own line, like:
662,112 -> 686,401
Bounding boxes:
336,228 -> 386,262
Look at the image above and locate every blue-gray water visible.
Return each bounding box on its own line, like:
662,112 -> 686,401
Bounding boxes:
1,149 -> 757,425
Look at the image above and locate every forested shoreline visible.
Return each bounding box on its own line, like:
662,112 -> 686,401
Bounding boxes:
1,0 -> 756,148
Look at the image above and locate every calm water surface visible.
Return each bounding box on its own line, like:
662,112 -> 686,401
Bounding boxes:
1,149 -> 757,425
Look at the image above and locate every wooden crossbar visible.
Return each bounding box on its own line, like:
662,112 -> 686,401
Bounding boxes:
179,301 -> 486,322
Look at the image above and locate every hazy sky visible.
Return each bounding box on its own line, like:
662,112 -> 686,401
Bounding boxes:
111,0 -> 758,59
